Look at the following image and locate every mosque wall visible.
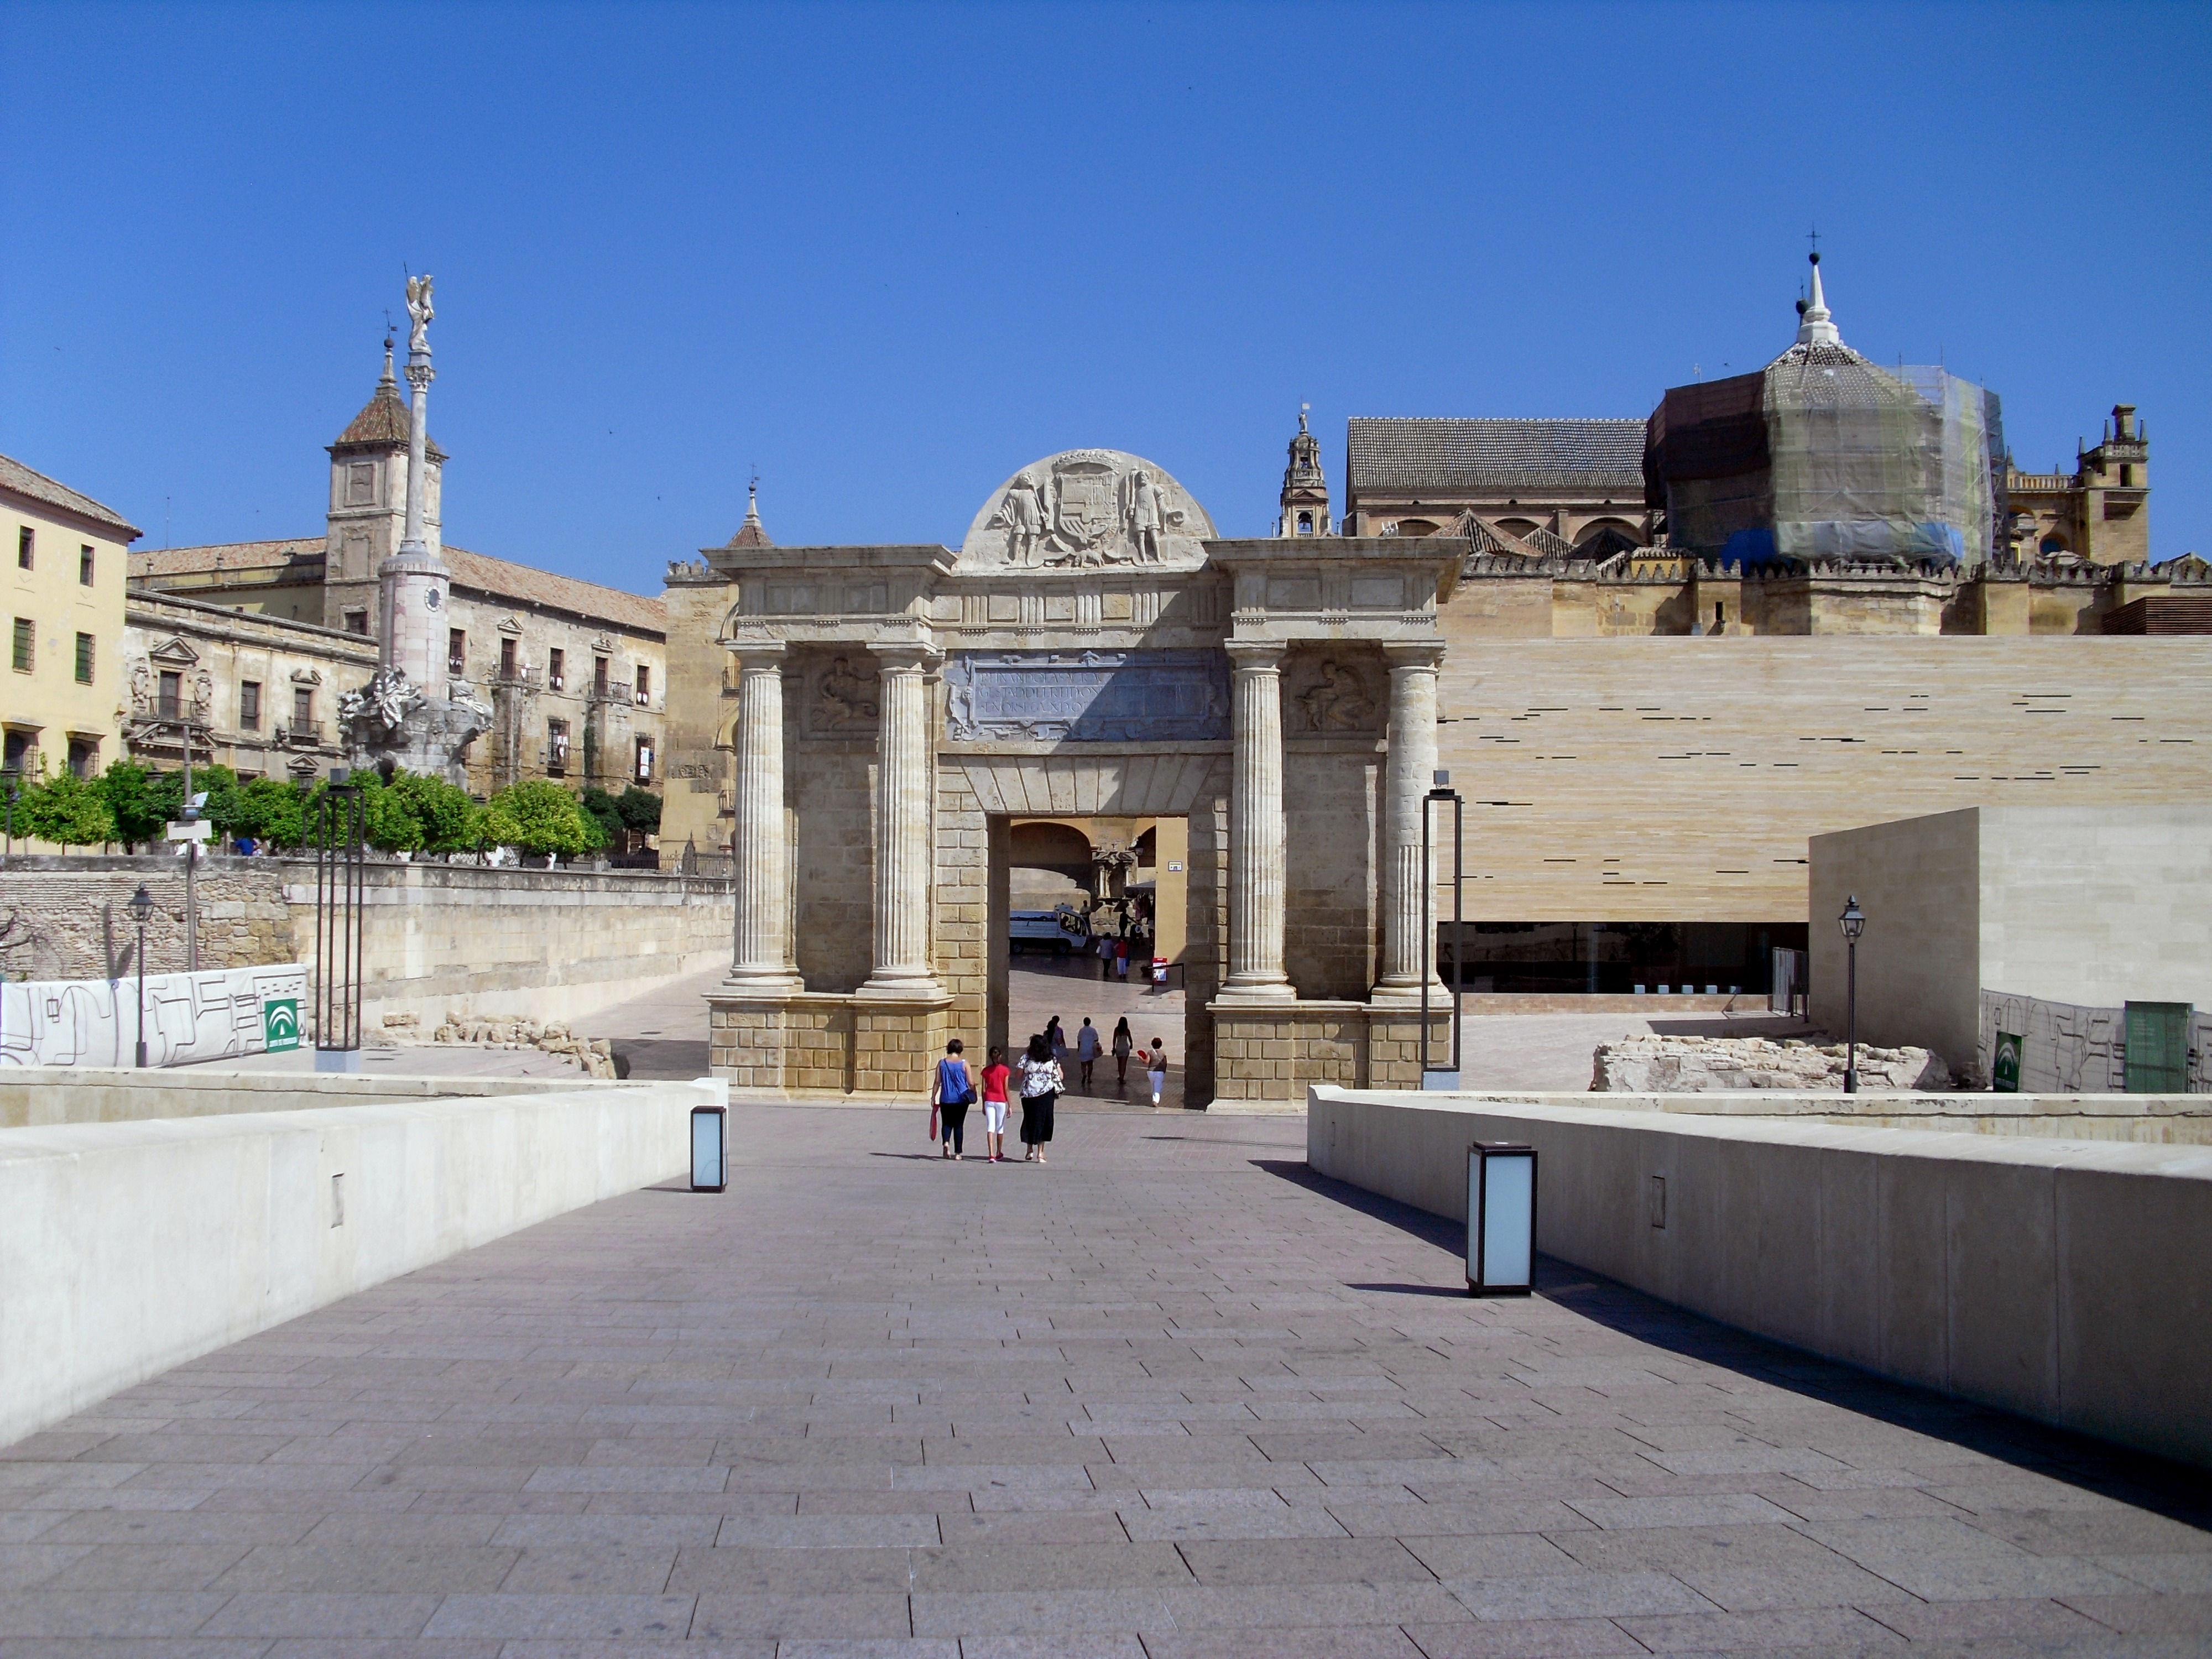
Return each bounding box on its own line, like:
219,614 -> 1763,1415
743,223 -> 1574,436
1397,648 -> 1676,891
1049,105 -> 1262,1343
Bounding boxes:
1429,634 -> 2212,926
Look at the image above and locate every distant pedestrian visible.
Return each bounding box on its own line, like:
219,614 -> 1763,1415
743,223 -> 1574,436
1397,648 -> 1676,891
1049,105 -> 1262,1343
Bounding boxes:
1112,1017 -> 1134,1088
1046,1017 -> 1068,1072
1076,1017 -> 1100,1091
931,1039 -> 974,1160
979,1045 -> 1011,1162
1018,1032 -> 1061,1162
1146,1037 -> 1168,1108
1115,937 -> 1130,980
1098,933 -> 1114,980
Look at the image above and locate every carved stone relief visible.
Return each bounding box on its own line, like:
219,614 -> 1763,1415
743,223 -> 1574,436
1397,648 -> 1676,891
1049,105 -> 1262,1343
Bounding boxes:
959,450 -> 1216,571
1291,659 -> 1378,734
945,650 -> 1229,744
811,655 -> 880,732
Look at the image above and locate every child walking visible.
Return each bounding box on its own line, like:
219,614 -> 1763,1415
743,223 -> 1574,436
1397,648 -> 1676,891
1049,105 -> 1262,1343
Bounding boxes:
980,1045 -> 1011,1163
1146,1037 -> 1169,1108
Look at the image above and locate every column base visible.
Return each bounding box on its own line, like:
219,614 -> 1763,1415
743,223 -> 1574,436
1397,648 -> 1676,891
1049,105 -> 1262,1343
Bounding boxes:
1214,980 -> 1296,1005
857,973 -> 947,1000
1367,980 -> 1447,1007
723,968 -> 804,993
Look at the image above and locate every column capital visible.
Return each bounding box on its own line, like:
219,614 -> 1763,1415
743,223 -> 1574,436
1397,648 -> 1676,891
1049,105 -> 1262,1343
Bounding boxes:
726,640 -> 788,671
1380,640 -> 1447,670
868,640 -> 943,674
1224,640 -> 1287,672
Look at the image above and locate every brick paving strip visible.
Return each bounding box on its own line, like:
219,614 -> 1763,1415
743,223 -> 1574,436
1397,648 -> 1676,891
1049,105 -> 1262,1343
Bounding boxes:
4,1106 -> 2209,1658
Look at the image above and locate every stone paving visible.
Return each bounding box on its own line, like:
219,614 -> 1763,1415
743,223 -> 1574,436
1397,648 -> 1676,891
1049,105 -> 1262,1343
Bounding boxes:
5,1106 -> 2208,1658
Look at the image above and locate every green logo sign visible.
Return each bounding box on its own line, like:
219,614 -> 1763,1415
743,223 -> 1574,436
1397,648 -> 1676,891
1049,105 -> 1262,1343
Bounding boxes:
264,998 -> 301,1053
1991,1030 -> 2022,1094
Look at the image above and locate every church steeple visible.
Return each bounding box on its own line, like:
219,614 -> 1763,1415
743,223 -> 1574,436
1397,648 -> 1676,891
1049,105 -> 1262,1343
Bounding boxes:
1276,404 -> 1332,536
1794,251 -> 1843,348
727,476 -> 774,549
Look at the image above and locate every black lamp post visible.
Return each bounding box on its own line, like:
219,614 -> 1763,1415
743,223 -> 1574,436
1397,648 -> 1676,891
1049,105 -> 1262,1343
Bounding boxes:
2,770 -> 18,865
126,883 -> 155,1068
1838,894 -> 1865,1093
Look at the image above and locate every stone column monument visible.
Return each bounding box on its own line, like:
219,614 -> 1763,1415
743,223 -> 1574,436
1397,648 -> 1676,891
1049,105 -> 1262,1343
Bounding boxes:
1220,640 -> 1292,999
727,645 -> 799,987
340,274 -> 492,784
1374,642 -> 1446,997
860,642 -> 943,997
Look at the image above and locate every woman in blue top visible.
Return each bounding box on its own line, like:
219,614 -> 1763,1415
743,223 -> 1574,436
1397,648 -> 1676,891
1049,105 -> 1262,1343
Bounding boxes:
931,1039 -> 975,1160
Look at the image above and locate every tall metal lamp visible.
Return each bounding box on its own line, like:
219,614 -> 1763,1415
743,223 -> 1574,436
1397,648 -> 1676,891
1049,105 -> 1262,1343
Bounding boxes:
1838,895 -> 1866,1094
126,884 -> 155,1068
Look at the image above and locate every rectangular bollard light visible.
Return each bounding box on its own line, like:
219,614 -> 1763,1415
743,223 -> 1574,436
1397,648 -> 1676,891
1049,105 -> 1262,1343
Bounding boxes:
691,1104 -> 728,1193
1466,1141 -> 1536,1296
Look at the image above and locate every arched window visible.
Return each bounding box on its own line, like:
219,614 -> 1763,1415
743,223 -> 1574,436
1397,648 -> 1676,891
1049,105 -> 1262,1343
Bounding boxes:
1296,511 -> 1313,533
1395,518 -> 1439,538
2040,535 -> 2068,556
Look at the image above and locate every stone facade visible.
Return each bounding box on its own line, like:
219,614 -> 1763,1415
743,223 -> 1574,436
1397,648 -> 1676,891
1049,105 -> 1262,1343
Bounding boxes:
128,344 -> 666,797
2005,405 -> 2151,566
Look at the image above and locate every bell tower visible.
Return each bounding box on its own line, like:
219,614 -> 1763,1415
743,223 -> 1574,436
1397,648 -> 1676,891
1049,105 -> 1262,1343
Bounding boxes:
325,334 -> 444,639
1276,404 -> 1333,536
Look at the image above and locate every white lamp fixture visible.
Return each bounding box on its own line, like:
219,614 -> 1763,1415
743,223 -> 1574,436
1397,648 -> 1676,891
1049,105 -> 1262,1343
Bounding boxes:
690,1103 -> 728,1193
1466,1140 -> 1537,1296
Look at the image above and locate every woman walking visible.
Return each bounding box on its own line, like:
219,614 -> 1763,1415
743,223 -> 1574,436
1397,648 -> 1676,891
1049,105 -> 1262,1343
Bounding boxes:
1146,1036 -> 1169,1108
1018,1032 -> 1061,1163
979,1045 -> 1011,1163
931,1039 -> 974,1159
1111,1017 -> 1134,1088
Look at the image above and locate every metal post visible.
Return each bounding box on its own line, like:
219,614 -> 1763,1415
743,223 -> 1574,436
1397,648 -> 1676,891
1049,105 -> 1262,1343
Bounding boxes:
180,724 -> 198,973
1420,772 -> 1465,1085
314,778 -> 366,1071
1844,937 -> 1858,1094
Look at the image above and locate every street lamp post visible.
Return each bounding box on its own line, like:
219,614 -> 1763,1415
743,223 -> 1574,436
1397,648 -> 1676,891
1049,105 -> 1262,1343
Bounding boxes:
1838,895 -> 1865,1094
1420,769 -> 1465,1088
126,884 -> 155,1068
2,770 -> 18,866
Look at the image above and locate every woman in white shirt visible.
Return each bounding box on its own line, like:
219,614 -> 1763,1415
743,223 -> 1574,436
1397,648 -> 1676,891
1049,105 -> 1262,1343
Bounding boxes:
1017,1031 -> 1062,1164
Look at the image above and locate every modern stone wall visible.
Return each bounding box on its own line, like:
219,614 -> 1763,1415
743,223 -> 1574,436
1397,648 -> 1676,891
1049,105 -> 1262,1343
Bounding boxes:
1807,805 -> 2212,1071
0,1079 -> 712,1449
1433,636 -> 2212,925
1211,1003 -> 1449,1100
1309,1087 -> 2212,1469
1,857 -> 733,1030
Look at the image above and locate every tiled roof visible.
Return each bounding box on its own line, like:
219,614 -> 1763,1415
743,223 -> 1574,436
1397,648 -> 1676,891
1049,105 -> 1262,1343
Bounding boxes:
131,539 -> 325,579
445,546 -> 667,638
0,452 -> 142,538
133,536 -> 667,638
1347,418 -> 1646,494
331,370 -> 447,461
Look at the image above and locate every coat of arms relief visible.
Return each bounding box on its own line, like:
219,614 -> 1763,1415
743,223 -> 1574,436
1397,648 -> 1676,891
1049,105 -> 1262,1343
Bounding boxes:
961,450 -> 1214,571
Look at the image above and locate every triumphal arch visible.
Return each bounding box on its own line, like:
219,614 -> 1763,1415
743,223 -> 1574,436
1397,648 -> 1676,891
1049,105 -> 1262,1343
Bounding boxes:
683,451 -> 1459,1105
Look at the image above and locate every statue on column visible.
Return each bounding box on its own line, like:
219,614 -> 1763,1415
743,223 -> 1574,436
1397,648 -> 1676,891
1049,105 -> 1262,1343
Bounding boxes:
405,274 -> 435,352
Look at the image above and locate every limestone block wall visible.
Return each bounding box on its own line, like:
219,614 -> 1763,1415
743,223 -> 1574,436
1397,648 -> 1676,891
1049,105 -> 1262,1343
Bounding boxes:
1211,1004 -> 1450,1101
792,734 -> 876,993
655,573 -> 734,863
1433,635 -> 2212,925
935,764 -> 990,1041
0,857 -> 732,1030
1281,746 -> 1380,1000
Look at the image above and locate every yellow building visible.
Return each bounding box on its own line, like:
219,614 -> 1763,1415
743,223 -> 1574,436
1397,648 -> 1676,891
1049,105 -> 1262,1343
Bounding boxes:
2,454 -> 140,781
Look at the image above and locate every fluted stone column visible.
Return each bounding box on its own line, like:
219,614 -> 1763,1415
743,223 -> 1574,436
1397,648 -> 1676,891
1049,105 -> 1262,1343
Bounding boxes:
727,645 -> 799,988
862,643 -> 942,997
1222,641 -> 1292,999
1375,642 -> 1446,997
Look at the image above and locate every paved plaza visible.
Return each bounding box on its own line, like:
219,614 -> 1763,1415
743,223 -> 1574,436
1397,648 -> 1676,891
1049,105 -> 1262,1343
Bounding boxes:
6,1106 -> 2208,1657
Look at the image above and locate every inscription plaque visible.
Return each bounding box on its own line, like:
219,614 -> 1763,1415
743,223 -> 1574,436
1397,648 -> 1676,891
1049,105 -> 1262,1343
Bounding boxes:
945,650 -> 1229,743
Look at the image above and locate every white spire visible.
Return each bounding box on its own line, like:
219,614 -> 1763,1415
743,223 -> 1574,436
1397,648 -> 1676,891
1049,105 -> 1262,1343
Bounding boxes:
1796,252 -> 1841,347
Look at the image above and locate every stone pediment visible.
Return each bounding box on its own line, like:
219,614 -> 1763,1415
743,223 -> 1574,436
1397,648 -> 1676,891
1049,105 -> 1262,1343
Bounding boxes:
959,450 -> 1214,572
497,614 -> 524,635
148,636 -> 200,666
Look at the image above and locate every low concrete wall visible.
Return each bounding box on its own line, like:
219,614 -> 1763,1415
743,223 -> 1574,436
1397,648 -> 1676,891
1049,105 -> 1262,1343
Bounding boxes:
0,1079 -> 711,1449
0,1067 -> 597,1128
1308,1087 -> 2212,1469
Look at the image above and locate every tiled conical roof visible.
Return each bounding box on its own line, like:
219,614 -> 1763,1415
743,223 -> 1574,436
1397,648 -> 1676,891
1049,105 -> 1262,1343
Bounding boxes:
330,341 -> 445,460
727,482 -> 773,548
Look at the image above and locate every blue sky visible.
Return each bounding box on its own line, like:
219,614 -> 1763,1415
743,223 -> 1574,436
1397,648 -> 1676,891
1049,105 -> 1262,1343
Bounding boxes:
3,1 -> 2206,588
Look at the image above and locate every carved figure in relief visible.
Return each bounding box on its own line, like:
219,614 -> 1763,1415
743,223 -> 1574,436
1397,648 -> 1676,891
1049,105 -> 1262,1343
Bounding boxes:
818,656 -> 879,727
128,660 -> 152,713
1298,661 -> 1375,732
190,670 -> 216,722
1125,469 -> 1170,564
404,274 -> 435,352
989,473 -> 1047,566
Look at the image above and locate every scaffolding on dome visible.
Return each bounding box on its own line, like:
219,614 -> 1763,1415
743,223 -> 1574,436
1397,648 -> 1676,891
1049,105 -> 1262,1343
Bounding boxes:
1646,272 -> 2005,569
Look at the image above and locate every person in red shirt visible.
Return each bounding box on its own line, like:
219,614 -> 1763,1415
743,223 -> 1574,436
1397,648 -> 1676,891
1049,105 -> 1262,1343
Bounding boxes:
979,1046 -> 1012,1163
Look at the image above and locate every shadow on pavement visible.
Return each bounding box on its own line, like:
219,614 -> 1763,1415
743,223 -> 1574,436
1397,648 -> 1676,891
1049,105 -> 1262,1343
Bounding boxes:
1256,1156 -> 2212,1532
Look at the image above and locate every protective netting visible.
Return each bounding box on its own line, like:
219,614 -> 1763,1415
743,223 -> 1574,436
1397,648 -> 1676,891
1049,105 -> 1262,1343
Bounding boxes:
1647,346 -> 2004,567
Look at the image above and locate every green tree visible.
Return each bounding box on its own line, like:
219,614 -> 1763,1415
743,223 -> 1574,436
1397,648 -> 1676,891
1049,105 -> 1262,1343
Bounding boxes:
232,777 -> 308,849
482,779 -> 591,859
98,761 -> 181,849
375,769 -> 479,855
580,785 -> 624,850
22,766 -> 117,847
615,786 -> 662,834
